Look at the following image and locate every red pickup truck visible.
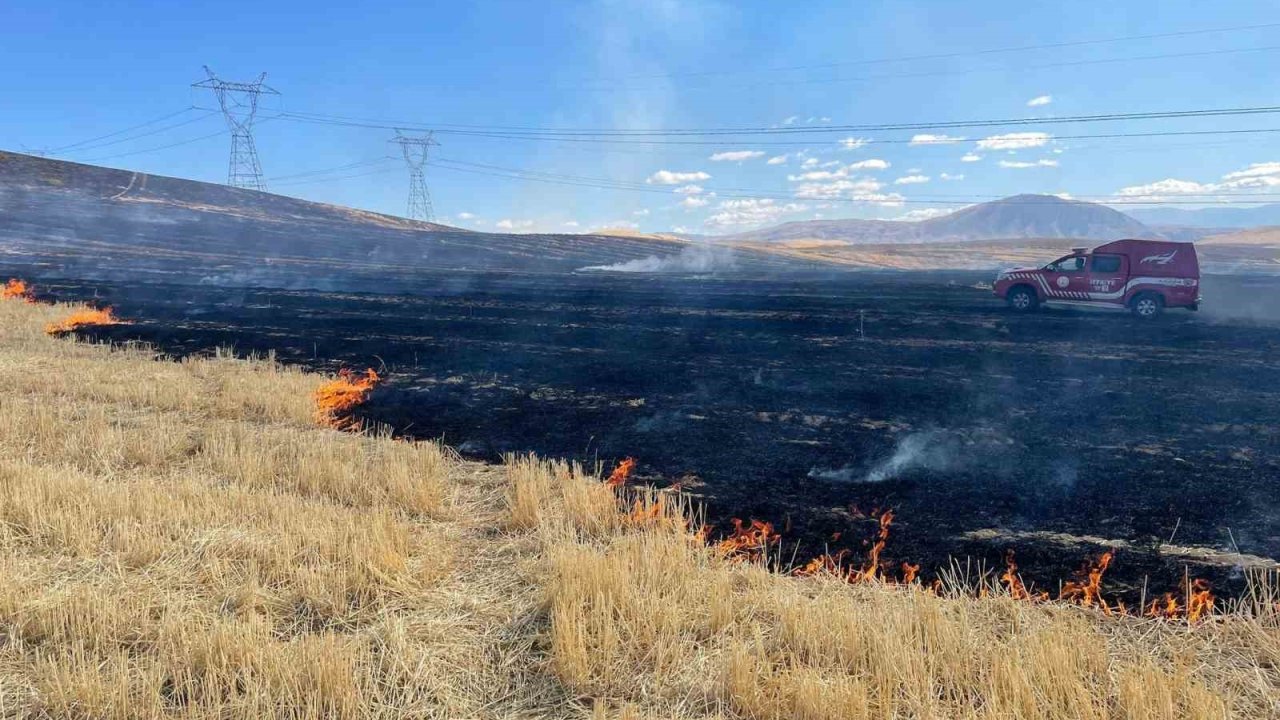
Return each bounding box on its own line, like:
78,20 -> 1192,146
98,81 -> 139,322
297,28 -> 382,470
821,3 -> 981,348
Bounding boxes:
993,239 -> 1201,318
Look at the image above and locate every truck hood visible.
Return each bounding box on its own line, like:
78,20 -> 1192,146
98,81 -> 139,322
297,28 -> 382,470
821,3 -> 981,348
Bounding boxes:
997,266 -> 1039,277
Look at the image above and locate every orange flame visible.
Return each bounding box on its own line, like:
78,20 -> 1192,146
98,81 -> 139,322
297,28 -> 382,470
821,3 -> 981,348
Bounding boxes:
44,307 -> 125,335
1001,550 -> 1031,601
2,279 -> 34,302
852,509 -> 895,583
605,457 -> 636,487
1145,578 -> 1215,623
313,368 -> 380,429
1059,550 -> 1115,614
714,518 -> 779,562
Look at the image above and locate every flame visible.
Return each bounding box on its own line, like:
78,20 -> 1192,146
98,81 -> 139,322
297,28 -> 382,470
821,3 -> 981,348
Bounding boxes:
2,279 -> 34,302
44,307 -> 125,335
313,368 -> 380,429
1001,550 -> 1031,601
853,510 -> 895,583
1059,550 -> 1115,613
1145,578 -> 1215,623
714,518 -> 779,562
900,562 -> 920,584
605,457 -> 636,487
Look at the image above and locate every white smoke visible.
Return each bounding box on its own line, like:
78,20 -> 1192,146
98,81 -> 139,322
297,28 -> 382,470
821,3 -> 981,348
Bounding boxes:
578,244 -> 737,273
809,428 -> 1013,484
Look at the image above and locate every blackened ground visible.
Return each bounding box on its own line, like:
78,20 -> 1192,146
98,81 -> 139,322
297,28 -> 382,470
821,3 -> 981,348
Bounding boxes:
15,265 -> 1280,603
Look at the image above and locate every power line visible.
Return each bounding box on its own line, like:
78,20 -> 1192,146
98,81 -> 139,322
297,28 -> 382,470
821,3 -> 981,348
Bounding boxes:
426,156 -> 1280,206
552,44 -> 1280,94
77,128 -> 230,164
48,107 -> 199,154
275,104 -> 1280,139
573,21 -> 1280,83
267,156 -> 396,182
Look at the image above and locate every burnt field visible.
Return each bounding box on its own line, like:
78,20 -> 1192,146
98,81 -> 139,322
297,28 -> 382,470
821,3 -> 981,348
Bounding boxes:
16,266 -> 1280,601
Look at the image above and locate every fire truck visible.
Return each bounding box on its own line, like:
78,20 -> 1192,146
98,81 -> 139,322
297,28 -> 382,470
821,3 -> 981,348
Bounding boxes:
992,239 -> 1201,319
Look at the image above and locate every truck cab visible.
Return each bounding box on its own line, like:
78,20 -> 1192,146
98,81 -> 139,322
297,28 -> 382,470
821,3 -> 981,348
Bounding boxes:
992,239 -> 1201,318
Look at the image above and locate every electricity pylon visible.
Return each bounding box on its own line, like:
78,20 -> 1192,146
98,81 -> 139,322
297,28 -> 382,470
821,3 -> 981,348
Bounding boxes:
193,66 -> 278,191
391,130 -> 439,222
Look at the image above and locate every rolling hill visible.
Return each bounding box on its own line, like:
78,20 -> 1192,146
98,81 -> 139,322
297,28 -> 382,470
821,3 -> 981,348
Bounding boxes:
1128,203 -> 1280,229
0,151 -> 792,288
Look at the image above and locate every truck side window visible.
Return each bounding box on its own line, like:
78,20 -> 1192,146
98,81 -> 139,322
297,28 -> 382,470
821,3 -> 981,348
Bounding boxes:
1091,255 -> 1121,273
1049,256 -> 1085,273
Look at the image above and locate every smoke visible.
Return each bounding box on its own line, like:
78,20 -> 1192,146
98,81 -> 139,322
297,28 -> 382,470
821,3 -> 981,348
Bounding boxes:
809,428 -> 1014,484
578,244 -> 737,274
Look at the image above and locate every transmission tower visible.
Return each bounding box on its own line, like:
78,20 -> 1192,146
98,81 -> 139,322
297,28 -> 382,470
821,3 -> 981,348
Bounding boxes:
193,66 -> 279,191
391,130 -> 439,222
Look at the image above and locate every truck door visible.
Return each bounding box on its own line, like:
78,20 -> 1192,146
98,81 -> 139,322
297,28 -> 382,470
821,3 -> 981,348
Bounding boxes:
1044,255 -> 1090,299
1087,253 -> 1128,304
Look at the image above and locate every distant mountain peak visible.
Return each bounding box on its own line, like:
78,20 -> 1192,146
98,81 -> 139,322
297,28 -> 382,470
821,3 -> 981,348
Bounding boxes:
709,194 -> 1155,246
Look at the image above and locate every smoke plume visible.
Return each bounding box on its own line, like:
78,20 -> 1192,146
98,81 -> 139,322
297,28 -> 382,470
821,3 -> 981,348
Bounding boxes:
578,244 -> 737,273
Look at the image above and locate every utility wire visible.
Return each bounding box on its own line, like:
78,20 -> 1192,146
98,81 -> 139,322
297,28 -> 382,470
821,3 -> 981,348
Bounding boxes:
577,21 -> 1280,82
47,107 -> 198,153
58,111 -> 219,156
426,157 -> 1280,206
274,104 -> 1280,138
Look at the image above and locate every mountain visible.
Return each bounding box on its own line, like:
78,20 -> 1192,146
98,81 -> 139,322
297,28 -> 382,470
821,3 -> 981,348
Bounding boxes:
715,194 -> 1157,245
0,151 -> 792,288
1127,204 -> 1280,229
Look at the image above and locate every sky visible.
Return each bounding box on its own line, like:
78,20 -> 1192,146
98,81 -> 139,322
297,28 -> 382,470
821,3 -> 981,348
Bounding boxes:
3,0 -> 1279,234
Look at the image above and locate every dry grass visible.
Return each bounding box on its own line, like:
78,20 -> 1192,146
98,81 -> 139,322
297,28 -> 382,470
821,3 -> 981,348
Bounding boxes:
0,299 -> 561,718
4,297 -> 1279,718
508,455 -> 1280,719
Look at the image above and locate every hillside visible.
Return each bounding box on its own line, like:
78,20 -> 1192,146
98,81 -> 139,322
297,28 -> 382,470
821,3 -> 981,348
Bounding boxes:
0,151 -> 791,288
3,297 -> 1278,717
1130,203 -> 1280,229
713,194 -> 1158,245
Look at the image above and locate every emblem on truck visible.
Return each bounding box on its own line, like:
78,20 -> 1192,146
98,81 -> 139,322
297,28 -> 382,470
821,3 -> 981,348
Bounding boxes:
1140,250 -> 1177,265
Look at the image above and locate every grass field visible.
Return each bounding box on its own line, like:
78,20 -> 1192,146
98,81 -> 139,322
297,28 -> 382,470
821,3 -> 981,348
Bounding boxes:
1,297 -> 1278,718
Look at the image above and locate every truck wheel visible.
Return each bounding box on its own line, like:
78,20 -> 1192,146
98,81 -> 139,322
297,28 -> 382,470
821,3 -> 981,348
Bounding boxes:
1131,292 -> 1164,319
1007,286 -> 1038,312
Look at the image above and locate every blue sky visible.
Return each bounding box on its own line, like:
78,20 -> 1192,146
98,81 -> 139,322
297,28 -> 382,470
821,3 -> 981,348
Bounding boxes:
3,0 -> 1279,233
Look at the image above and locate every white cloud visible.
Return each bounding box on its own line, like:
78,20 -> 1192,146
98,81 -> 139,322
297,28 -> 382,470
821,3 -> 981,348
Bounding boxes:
456,212 -> 476,220
847,158 -> 890,170
679,195 -> 711,208
647,170 -> 711,185
632,208 -> 650,216
894,208 -> 953,221
839,136 -> 870,150
563,220 -> 580,228
782,115 -> 799,125
909,134 -> 965,146
801,157 -> 820,169
788,170 -> 844,182
1026,95 -> 1053,107
704,198 -> 808,229
998,159 -> 1059,169
939,173 -> 964,181
849,192 -> 906,207
1115,178 -> 1212,198
1113,162 -> 1280,201
496,219 -> 535,231
589,220 -> 640,232
792,177 -> 884,200
977,132 -> 1051,150
709,150 -> 766,162
673,184 -> 704,195
894,174 -> 930,185
1222,162 -> 1280,180
961,153 -> 982,162
766,154 -> 788,165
